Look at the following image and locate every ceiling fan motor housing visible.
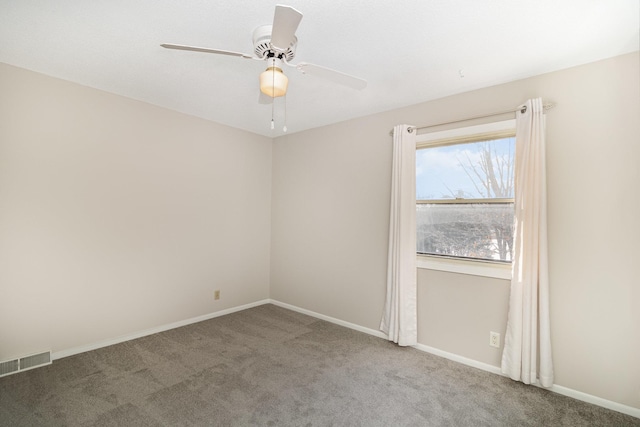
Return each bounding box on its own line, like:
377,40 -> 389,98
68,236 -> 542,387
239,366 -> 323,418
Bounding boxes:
252,25 -> 297,61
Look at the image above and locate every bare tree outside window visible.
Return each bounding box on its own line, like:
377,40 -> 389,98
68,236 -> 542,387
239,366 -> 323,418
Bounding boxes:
416,136 -> 515,262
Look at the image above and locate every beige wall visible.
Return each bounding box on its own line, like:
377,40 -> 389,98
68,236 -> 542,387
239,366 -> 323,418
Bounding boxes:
271,52 -> 640,409
0,63 -> 273,360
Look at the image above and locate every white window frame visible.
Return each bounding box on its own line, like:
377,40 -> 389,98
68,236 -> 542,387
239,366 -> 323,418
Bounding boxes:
416,119 -> 516,280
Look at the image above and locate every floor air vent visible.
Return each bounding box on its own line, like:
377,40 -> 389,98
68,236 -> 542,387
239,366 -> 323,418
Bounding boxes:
0,351 -> 51,378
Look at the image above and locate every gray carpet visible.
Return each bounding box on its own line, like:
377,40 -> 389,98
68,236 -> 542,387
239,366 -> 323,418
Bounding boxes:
1,304 -> 638,426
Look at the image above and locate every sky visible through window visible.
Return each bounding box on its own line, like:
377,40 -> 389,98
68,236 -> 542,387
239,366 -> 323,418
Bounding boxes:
416,137 -> 515,200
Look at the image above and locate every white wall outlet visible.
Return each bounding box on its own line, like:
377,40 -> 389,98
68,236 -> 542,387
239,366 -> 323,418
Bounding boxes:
489,331 -> 500,348
214,290 -> 220,300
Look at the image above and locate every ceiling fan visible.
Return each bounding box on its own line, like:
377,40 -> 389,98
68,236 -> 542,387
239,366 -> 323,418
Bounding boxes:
160,4 -> 367,103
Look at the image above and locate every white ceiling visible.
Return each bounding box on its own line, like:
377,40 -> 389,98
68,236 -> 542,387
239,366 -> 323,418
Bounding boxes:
1,1 -> 638,137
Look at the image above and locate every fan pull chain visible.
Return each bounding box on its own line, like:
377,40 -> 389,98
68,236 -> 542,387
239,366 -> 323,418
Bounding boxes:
283,94 -> 288,132
270,58 -> 275,130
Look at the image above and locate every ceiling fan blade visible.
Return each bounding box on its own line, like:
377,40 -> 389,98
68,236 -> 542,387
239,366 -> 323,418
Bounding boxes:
161,43 -> 253,59
270,5 -> 303,51
295,62 -> 367,90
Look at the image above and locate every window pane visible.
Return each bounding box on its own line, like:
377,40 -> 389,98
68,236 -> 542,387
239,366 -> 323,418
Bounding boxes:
417,203 -> 514,262
416,137 -> 515,200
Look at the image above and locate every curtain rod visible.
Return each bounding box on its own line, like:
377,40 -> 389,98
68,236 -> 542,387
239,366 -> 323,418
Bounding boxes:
390,102 -> 556,135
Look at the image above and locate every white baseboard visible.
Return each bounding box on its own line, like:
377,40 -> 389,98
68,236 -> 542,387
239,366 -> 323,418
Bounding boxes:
51,298 -> 639,419
412,343 -> 504,376
52,299 -> 271,360
270,299 -> 640,420
411,343 -> 640,419
268,299 -> 388,340
544,384 -> 640,419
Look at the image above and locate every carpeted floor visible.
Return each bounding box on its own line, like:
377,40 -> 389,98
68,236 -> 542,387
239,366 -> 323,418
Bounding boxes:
1,304 -> 638,426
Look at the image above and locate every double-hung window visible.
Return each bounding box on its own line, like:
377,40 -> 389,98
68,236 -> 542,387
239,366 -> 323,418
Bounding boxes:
416,120 -> 516,277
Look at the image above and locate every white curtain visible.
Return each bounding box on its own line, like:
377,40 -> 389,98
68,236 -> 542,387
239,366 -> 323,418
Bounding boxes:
501,98 -> 554,387
380,124 -> 417,346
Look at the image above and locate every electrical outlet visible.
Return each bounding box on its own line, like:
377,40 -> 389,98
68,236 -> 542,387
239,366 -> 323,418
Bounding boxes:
489,331 -> 500,348
214,290 -> 220,300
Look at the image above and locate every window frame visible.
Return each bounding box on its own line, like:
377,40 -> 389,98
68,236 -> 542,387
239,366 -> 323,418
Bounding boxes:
415,119 -> 516,279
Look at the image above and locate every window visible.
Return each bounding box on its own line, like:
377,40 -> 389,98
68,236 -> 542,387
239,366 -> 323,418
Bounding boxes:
416,120 -> 516,268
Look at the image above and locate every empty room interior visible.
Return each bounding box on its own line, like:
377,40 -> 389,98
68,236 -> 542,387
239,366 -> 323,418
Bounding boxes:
1,1 -> 639,425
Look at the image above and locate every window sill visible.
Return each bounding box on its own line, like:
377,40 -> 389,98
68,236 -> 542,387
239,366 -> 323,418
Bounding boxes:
416,254 -> 512,280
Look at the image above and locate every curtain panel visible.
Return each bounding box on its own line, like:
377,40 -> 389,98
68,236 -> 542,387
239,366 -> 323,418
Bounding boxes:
501,98 -> 554,387
380,124 -> 417,346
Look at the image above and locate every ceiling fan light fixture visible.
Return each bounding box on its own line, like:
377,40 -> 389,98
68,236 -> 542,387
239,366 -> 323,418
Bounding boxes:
260,66 -> 288,97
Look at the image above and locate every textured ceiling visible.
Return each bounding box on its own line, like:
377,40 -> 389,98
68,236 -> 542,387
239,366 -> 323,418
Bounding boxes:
1,1 -> 638,137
